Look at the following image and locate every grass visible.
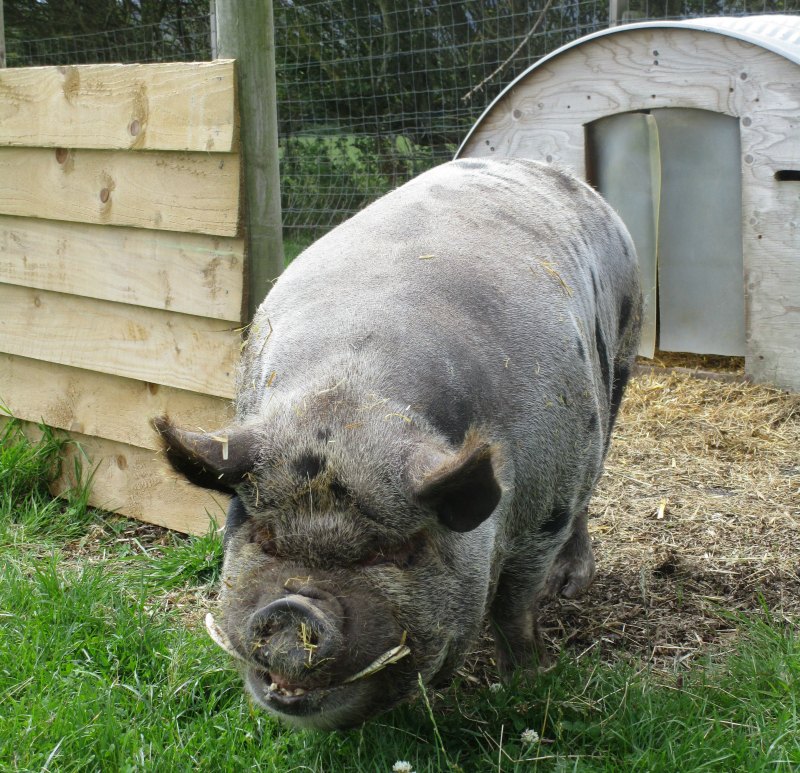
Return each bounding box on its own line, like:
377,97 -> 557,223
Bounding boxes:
284,235 -> 315,266
1,422 -> 798,771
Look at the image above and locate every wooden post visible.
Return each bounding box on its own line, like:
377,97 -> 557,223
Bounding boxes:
214,0 -> 284,321
1,0 -> 7,68
210,0 -> 218,60
608,0 -> 620,27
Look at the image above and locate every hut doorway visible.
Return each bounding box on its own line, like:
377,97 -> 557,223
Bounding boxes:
586,108 -> 745,358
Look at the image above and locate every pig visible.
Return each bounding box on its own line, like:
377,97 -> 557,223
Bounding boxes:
154,158 -> 641,730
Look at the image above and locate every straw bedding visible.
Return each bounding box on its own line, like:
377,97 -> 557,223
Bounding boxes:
466,355 -> 800,680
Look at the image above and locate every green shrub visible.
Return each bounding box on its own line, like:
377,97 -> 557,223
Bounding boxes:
280,132 -> 446,239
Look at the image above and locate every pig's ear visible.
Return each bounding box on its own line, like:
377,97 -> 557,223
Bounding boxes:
414,433 -> 501,532
152,416 -> 258,495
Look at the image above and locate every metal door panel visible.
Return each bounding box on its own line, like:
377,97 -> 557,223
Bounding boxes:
586,112 -> 660,358
652,108 -> 745,356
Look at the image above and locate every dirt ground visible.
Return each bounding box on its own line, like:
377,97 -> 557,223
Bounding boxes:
529,355 -> 800,678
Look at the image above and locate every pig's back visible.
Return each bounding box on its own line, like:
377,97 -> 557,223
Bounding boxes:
242,158 -> 640,461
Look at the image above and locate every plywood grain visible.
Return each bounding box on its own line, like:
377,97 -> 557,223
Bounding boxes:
0,146 -> 241,236
741,184 -> 800,390
0,215 -> 245,321
460,31 -> 781,174
0,61 -> 237,152
0,285 -> 239,398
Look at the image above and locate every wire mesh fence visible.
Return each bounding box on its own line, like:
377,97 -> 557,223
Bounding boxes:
5,14 -> 212,66
5,1 -> 799,242
274,0 -> 614,241
274,0 -> 800,240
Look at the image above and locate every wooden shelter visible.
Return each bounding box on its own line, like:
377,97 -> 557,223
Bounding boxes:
457,15 -> 800,391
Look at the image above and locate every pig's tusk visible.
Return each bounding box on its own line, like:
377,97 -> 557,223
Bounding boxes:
211,435 -> 229,461
342,641 -> 411,684
207,612 -> 410,683
205,613 -> 248,664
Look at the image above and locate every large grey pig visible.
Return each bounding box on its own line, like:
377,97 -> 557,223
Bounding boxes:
155,158 -> 641,730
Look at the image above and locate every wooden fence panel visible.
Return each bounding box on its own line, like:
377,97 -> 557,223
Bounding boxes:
0,147 -> 240,236
0,216 -> 245,321
0,354 -> 234,450
0,285 -> 239,398
0,61 -> 248,533
0,61 -> 237,152
0,416 -> 229,535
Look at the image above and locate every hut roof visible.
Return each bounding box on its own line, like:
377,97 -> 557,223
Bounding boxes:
458,14 -> 800,156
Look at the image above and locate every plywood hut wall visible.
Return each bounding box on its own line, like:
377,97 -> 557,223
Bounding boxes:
457,15 -> 800,392
0,61 -> 244,534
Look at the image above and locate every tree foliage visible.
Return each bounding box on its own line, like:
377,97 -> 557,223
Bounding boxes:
4,0 -> 211,64
273,0 -> 609,145
4,0 -> 210,36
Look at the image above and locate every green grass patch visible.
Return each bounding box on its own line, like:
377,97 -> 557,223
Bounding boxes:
1,425 -> 798,771
283,235 -> 315,266
0,420 -> 96,542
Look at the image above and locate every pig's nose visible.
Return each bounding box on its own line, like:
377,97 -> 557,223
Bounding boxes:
246,595 -> 341,672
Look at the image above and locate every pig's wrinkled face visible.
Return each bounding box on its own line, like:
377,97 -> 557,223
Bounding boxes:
153,403 -> 501,730
216,506 -> 455,728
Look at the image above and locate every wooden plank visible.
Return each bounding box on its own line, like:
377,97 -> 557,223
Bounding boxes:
0,354 -> 234,451
0,2 -> 5,69
0,215 -> 245,322
0,61 -> 237,152
0,285 -> 239,399
216,0 -> 285,318
0,416 -> 229,534
0,146 -> 240,237
741,191 -> 800,391
734,53 -> 800,391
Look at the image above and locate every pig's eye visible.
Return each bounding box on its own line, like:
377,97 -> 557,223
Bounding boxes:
360,532 -> 426,569
259,538 -> 278,557
360,549 -> 393,568
247,527 -> 278,557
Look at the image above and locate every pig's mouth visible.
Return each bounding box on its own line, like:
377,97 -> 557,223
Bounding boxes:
250,635 -> 411,701
205,613 -> 412,722
245,668 -> 355,717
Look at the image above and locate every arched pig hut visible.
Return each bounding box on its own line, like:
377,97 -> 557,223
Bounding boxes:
457,15 -> 800,391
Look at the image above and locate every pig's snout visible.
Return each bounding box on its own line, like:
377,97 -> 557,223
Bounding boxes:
246,593 -> 344,677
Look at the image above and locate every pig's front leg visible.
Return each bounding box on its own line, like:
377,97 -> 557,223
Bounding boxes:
543,506 -> 596,599
489,558 -> 551,677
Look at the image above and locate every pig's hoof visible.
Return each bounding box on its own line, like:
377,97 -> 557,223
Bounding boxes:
494,625 -> 550,679
544,547 -> 595,599
496,646 -> 553,681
